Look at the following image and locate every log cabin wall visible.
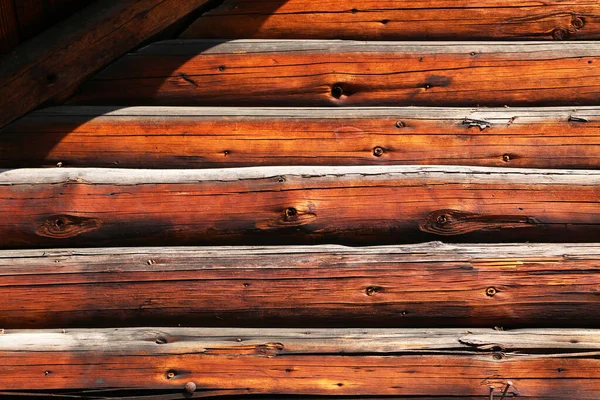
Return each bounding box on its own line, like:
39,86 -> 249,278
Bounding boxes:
0,0 -> 96,53
1,1 -> 600,399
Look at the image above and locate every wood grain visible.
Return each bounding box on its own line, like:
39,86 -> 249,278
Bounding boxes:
72,40 -> 600,107
0,0 -> 19,53
3,106 -> 600,169
2,327 -> 600,398
181,0 -> 600,41
2,243 -> 600,328
0,166 -> 599,248
0,0 -> 211,129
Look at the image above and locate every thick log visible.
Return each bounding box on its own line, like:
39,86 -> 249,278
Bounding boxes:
72,40 -> 600,107
2,328 -> 600,398
0,0 -> 211,129
181,0 -> 600,41
2,243 -> 600,328
1,166 -> 600,248
3,106 -> 600,169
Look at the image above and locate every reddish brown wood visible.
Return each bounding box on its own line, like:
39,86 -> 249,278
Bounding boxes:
0,0 -> 19,53
0,0 -> 211,129
1,244 -> 600,329
0,166 -> 599,248
3,106 -> 600,169
72,40 -> 600,107
1,328 -> 600,398
181,0 -> 600,41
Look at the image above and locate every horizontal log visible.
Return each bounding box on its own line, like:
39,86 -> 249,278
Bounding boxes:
2,328 -> 600,398
181,0 -> 600,41
72,40 -> 600,107
1,166 -> 600,248
0,0 -> 211,129
3,106 -> 600,169
2,243 -> 600,328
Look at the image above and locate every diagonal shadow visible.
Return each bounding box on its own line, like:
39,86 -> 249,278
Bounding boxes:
0,0 -> 290,168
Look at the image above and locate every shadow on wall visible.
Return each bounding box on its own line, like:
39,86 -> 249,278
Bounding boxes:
0,0 -> 290,169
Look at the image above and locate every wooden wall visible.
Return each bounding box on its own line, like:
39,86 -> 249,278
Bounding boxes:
1,0 -> 600,399
0,0 -> 95,53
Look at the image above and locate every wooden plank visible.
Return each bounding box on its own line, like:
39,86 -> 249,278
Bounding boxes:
2,327 -> 600,398
2,243 -> 600,328
0,0 -> 19,53
3,106 -> 600,169
0,0 -> 211,129
71,40 -> 600,107
0,166 -> 599,248
180,0 -> 600,41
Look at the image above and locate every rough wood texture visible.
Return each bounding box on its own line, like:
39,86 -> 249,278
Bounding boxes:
0,166 -> 599,248
0,0 -> 19,53
2,328 -> 600,398
181,0 -> 600,41
3,106 -> 600,169
71,40 -> 600,107
0,0 -> 211,129
2,243 -> 600,329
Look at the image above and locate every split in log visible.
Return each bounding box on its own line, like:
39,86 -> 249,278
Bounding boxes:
2,327 -> 600,398
72,40 -> 600,107
1,166 -> 600,248
2,243 -> 600,328
181,0 -> 600,41
3,106 -> 600,169
0,0 -> 212,129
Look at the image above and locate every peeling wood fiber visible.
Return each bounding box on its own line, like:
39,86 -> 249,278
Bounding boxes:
2,328 -> 600,398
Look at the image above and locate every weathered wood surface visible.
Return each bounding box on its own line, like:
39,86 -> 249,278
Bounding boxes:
72,40 -> 600,107
0,0 -> 20,53
1,166 -> 600,248
2,328 -> 600,398
2,243 -> 600,329
3,106 -> 600,169
181,0 -> 600,41
0,0 -> 211,129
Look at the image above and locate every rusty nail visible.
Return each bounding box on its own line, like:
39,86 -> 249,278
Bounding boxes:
373,146 -> 384,157
44,370 -> 50,376
56,161 -> 63,168
395,121 -> 406,128
500,381 -> 513,400
502,154 -> 511,162
489,386 -> 495,400
185,382 -> 197,394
